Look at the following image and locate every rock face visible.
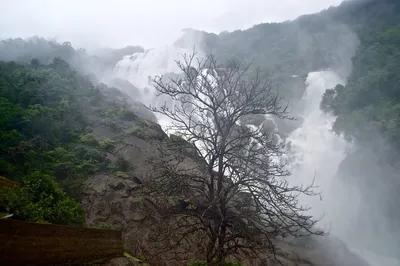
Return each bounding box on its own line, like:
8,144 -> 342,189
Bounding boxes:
82,107 -> 201,263
81,139 -> 368,265
80,89 -> 368,266
82,173 -> 151,255
83,169 -> 369,266
98,82 -> 158,123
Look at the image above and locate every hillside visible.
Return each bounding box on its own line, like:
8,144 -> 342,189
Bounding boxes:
174,0 -> 399,103
0,57 -> 369,266
172,0 -> 400,260
0,58 -> 157,226
319,0 -> 400,258
321,0 -> 400,147
1,0 -> 400,264
0,37 -> 144,80
199,0 -> 399,72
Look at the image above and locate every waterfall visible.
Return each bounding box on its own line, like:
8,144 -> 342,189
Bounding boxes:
111,43 -> 399,264
286,71 -> 400,266
112,43 -> 206,133
113,44 -> 204,107
286,71 -> 348,222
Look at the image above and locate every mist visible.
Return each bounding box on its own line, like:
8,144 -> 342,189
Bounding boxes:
0,0 -> 399,265
332,131 -> 400,258
1,0 -> 342,49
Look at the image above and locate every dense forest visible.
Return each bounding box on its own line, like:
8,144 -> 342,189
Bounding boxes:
321,12 -> 400,149
0,37 -> 144,81
0,58 -> 148,226
319,0 -> 400,257
177,0 -> 400,102
1,0 -> 400,263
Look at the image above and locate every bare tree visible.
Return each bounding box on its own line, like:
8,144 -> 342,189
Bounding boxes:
146,52 -> 323,265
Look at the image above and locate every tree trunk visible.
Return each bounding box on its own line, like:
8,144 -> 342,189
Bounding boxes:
207,234 -> 216,266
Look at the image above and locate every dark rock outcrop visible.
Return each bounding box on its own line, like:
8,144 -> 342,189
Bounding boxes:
80,79 -> 368,266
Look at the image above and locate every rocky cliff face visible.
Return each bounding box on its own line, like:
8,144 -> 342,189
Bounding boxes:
82,161 -> 369,266
80,86 -> 369,265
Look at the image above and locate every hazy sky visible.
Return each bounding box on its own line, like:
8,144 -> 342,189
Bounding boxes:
0,0 -> 343,49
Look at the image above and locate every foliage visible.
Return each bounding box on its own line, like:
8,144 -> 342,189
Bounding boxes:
321,21 -> 400,148
102,106 -> 138,121
123,252 -> 149,265
0,172 -> 84,226
99,138 -> 116,152
116,156 -> 131,172
319,1 -> 400,257
0,37 -> 144,79
0,58 -> 130,225
96,224 -> 114,230
79,133 -> 99,146
101,106 -> 140,131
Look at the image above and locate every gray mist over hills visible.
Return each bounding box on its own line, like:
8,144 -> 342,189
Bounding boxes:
0,0 -> 342,49
1,0 -> 399,265
111,11 -> 399,265
110,3 -> 400,262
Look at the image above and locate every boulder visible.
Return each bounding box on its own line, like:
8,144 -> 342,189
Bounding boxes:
82,159 -> 369,266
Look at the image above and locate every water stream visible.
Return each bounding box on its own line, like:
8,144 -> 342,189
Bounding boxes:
112,45 -> 400,266
287,71 -> 400,266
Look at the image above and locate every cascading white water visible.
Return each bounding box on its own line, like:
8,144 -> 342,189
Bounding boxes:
286,71 -> 348,222
112,41 -> 400,265
287,71 -> 400,266
113,44 -> 204,108
112,43 -> 206,133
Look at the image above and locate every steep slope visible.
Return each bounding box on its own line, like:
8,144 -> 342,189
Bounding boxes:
1,0 -> 399,264
169,0 -> 398,103
319,0 -> 400,259
0,57 -> 368,266
0,37 -> 144,80
82,71 -> 368,266
0,57 -> 157,226
171,4 -> 359,102
200,0 -> 398,71
169,0 -> 400,262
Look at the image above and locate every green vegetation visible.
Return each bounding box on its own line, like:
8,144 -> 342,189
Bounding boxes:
0,37 -> 144,79
0,58 -> 133,226
0,172 -> 84,225
319,1 -> 400,256
101,106 -> 138,131
99,138 -> 116,152
321,12 -> 400,149
96,224 -> 114,230
123,252 -> 149,265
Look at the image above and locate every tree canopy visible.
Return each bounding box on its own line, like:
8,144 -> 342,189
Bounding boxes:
0,58 -> 133,225
321,21 -> 400,149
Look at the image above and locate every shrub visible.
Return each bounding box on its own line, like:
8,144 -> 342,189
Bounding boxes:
79,133 -> 98,146
122,109 -> 137,121
96,224 -> 113,230
99,138 -> 116,152
116,156 -> 131,172
0,172 -> 84,226
103,117 -> 118,130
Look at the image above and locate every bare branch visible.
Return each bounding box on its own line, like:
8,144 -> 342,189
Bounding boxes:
146,52 -> 323,265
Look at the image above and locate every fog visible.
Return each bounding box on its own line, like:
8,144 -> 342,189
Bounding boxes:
1,0 -> 399,265
1,0 -> 342,49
